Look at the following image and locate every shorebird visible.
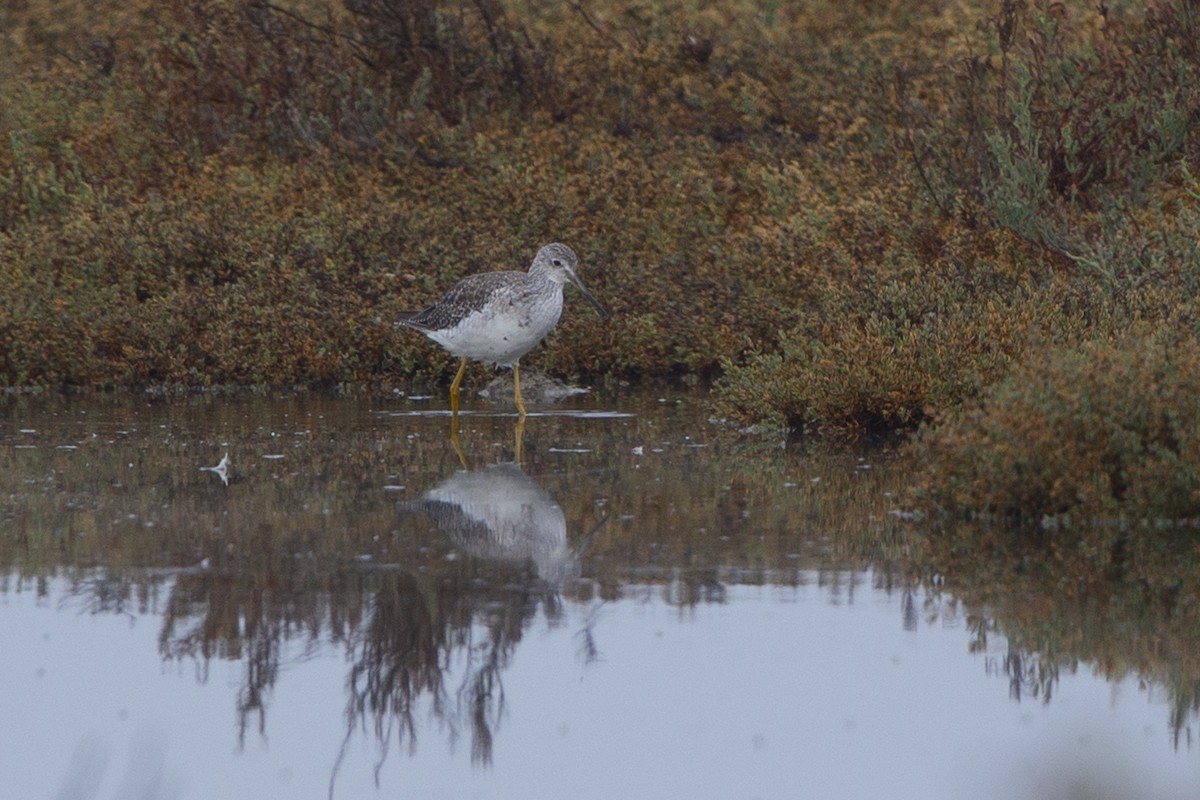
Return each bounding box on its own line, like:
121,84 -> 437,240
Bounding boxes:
397,243 -> 608,417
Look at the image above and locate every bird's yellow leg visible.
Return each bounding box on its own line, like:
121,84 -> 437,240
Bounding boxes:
449,357 -> 468,418
513,364 -> 527,418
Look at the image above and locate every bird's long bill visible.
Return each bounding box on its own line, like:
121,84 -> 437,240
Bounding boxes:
566,267 -> 610,319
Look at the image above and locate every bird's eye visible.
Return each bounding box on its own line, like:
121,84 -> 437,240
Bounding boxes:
552,259 -> 563,267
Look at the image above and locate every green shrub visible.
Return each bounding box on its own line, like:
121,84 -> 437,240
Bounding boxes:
914,331 -> 1200,525
895,0 -> 1200,284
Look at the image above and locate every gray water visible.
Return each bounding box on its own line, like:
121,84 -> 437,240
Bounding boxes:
1,390 -> 1196,799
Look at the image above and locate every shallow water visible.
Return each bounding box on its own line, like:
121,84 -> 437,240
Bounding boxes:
1,390 -> 1197,799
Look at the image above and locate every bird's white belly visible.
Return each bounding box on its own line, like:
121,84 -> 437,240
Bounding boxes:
431,291 -> 563,366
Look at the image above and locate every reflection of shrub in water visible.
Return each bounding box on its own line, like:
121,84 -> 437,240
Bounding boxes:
342,569 -> 550,769
156,559 -> 554,766
927,528 -> 1200,747
344,572 -> 443,759
159,567 -> 354,744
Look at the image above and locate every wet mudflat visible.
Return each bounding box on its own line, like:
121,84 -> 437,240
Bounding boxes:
1,390 -> 1197,800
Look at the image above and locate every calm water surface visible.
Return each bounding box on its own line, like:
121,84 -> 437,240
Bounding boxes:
1,389 -> 1197,800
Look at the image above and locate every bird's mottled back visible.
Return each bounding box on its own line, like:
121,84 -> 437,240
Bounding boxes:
398,271 -> 527,333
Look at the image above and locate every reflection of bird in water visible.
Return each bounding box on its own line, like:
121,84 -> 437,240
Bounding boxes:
400,463 -> 578,584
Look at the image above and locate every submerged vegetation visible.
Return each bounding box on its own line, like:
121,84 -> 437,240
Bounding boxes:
3,2 -> 1200,529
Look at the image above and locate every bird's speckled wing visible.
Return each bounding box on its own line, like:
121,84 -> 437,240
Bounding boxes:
398,271 -> 528,332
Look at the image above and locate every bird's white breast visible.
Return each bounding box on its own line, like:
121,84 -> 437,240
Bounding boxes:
429,283 -> 565,366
